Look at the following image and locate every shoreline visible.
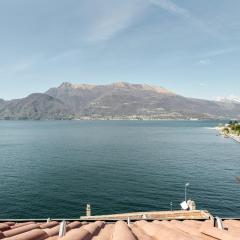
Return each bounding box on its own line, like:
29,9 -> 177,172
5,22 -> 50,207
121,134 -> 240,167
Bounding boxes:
215,126 -> 240,143
0,118 -> 229,121
228,134 -> 240,143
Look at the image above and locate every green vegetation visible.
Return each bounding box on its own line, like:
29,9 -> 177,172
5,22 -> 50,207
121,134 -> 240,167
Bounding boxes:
224,120 -> 240,136
223,127 -> 230,134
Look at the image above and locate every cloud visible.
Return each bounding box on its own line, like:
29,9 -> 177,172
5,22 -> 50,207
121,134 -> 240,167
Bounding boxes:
84,0 -> 222,42
86,0 -> 148,42
199,59 -> 212,65
193,47 -> 240,64
202,47 -> 240,58
148,0 -> 191,18
12,62 -> 34,72
148,0 -> 222,39
0,54 -> 42,77
47,48 -> 82,63
0,59 -> 35,75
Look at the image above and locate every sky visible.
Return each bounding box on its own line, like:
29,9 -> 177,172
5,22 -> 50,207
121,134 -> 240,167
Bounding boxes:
0,0 -> 240,100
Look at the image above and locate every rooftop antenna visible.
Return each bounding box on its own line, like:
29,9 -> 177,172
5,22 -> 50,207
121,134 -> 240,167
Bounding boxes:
185,183 -> 190,202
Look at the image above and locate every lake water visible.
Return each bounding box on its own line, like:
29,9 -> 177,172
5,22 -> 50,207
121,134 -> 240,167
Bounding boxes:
0,120 -> 239,219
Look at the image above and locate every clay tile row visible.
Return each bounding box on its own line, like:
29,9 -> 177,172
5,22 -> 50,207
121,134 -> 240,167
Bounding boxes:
0,219 -> 239,240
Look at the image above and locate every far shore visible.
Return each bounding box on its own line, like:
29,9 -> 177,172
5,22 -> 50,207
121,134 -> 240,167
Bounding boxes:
0,118 -> 230,121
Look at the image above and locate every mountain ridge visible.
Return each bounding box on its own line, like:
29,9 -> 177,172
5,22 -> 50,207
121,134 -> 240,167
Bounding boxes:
0,82 -> 239,120
56,81 -> 175,95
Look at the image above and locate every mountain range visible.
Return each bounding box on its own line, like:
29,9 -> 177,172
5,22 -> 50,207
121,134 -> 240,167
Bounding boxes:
0,82 -> 239,120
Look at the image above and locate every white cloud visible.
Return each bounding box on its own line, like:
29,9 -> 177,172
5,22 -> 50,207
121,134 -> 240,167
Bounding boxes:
86,1 -> 148,42
148,0 -> 222,39
47,49 -> 82,63
0,55 -> 43,78
148,0 -> 191,18
0,59 -> 35,75
199,59 -> 212,65
12,62 -> 34,72
202,47 -> 240,58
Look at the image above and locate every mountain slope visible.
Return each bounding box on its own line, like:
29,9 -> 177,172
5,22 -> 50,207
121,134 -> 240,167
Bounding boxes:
46,82 -> 175,113
47,82 -> 240,119
0,82 -> 239,120
0,93 -> 70,120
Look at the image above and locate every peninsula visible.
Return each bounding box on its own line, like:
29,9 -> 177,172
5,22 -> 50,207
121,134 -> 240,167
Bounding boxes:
216,121 -> 240,143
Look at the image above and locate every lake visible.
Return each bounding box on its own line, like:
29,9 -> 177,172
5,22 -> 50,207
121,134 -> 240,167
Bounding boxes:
0,120 -> 239,218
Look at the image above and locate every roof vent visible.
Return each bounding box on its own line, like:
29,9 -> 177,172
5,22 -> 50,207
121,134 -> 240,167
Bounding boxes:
59,220 -> 67,237
214,217 -> 224,229
127,217 -> 131,226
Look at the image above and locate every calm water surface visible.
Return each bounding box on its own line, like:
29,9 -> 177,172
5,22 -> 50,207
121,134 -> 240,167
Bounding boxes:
0,120 -> 239,218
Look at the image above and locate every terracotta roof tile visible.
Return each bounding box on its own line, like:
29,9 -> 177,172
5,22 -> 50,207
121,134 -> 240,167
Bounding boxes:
0,219 -> 239,240
92,224 -> 114,240
182,220 -> 202,229
0,231 -> 5,239
131,224 -> 153,240
68,221 -> 82,229
83,221 -> 104,235
3,223 -> 40,238
3,229 -> 48,240
60,227 -> 91,240
0,224 -> 10,232
10,222 -> 35,229
224,220 -> 240,228
44,237 -> 58,240
112,221 -> 137,240
39,221 -> 59,229
3,223 -> 15,227
200,225 -> 239,240
42,224 -> 62,237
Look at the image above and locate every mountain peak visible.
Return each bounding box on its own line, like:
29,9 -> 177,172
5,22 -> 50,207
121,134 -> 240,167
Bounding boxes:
58,81 -> 174,95
216,95 -> 240,104
59,82 -> 72,88
59,82 -> 96,90
111,82 -> 174,95
111,81 -> 131,88
141,83 -> 175,94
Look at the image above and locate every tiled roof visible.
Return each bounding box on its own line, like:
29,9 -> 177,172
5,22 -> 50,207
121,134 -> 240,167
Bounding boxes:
0,219 -> 239,240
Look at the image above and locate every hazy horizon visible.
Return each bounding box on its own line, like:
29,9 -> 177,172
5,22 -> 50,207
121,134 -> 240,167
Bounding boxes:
0,0 -> 240,100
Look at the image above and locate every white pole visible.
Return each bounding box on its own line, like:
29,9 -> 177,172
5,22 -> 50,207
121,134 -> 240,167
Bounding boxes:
59,220 -> 66,237
185,183 -> 189,202
127,217 -> 130,226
